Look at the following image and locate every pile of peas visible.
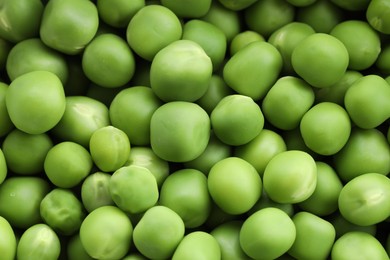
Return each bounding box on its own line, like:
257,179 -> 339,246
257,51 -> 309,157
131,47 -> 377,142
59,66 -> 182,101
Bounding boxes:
0,0 -> 390,259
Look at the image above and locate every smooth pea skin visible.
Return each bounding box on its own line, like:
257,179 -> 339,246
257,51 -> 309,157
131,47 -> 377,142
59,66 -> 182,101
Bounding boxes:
211,94 -> 264,146
126,5 -> 182,61
109,86 -> 162,146
89,126 -> 130,172
5,70 -> 66,134
366,0 -> 390,34
161,0 -> 212,17
109,165 -> 159,214
80,206 -> 133,260
223,41 -> 282,100
150,101 -> 210,162
291,33 -> 349,88
17,224 -> 61,260
44,141 -> 93,188
0,216 -> 16,260
0,177 -> 50,229
344,75 -> 390,129
230,30 -> 265,56
133,205 -> 185,259
82,33 -> 135,88
331,232 -> 389,260
0,82 -> 14,138
263,150 -> 317,204
81,172 -> 114,213
39,0 -> 99,55
150,40 -> 213,102
0,148 -> 7,184
300,102 -> 351,155
97,0 -> 145,28
208,157 -> 262,215
51,96 -> 110,147
338,173 -> 390,226
288,212 -> 336,260
261,76 -> 315,130
240,207 -> 296,260
40,188 -> 86,236
159,169 -> 211,228
172,231 -> 221,260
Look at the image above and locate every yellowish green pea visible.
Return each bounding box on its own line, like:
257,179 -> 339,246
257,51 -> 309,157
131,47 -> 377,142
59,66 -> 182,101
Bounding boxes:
230,30 -> 265,56
0,216 -> 16,260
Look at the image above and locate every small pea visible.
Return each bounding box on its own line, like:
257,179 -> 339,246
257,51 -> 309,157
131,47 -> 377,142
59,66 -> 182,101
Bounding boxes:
81,172 -> 115,213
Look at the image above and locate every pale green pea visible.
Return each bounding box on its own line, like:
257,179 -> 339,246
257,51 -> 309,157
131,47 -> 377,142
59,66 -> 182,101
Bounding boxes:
81,172 -> 115,213
230,30 -> 265,56
0,148 -> 7,185
97,0 -> 145,28
0,216 -> 16,260
161,0 -> 212,17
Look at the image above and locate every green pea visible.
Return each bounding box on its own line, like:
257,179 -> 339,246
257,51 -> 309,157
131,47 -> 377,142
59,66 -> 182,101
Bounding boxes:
44,141 -> 93,188
208,157 -> 262,215
211,221 -> 251,260
51,96 -> 110,147
80,206 -> 133,260
0,216 -> 16,260
366,0 -> 390,34
291,33 -> 349,88
263,150 -> 317,204
329,212 -> 377,239
376,45 -> 390,74
0,0 -> 43,43
150,39 -> 212,102
97,0 -> 145,28
268,22 -> 315,74
126,4 -> 182,61
0,176 -> 50,229
109,86 -> 162,146
5,70 -> 66,134
288,211 -> 336,260
300,102 -> 351,155
230,30 -> 265,56
338,173 -> 390,226
261,76 -> 315,130
122,254 -> 148,260
81,172 -> 114,213
344,75 -> 390,129
6,38 -> 68,85
244,0 -> 295,38
0,38 -> 12,70
17,223 -> 61,260
172,231 -> 221,260
0,148 -> 6,185
124,146 -> 170,188
211,94 -> 264,146
235,129 -> 286,177
160,0 -> 212,17
331,232 -> 389,260
333,128 -> 390,182
133,205 -> 185,259
240,207 -> 296,260
82,34 -> 135,88
39,0 -> 99,55
67,234 -> 94,260
182,19 -> 227,71
298,162 -> 343,216
2,129 -> 53,175
159,169 -> 211,228
150,101 -> 210,162
109,165 -> 158,214
89,126 -> 130,172
0,82 -> 14,137
223,41 -> 282,100
331,0 -> 370,11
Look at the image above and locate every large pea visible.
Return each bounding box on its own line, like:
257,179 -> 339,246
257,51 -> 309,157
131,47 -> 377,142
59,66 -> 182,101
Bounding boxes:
366,0 -> 390,34
0,216 -> 16,260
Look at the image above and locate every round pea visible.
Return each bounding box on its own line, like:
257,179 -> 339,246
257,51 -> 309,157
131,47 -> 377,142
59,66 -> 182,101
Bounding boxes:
161,0 -> 212,17
366,0 -> 390,34
0,82 -> 14,138
97,0 -> 145,28
208,157 -> 262,215
126,5 -> 182,61
291,33 -> 349,88
150,39 -> 213,102
2,129 -> 53,175
17,223 -> 61,260
240,207 -> 296,260
80,206 -> 133,260
159,169 -> 211,228
263,150 -> 317,204
0,216 -> 16,260
109,86 -> 162,146
5,70 -> 66,134
133,205 -> 185,259
0,148 -> 7,185
230,30 -> 265,56
109,165 -> 159,214
81,172 -> 114,213
44,141 -> 93,188
172,231 -> 221,260
211,94 -> 264,146
338,173 -> 390,226
150,101 -> 210,162
0,176 -> 50,229
39,0 -> 99,55
82,34 -> 135,88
